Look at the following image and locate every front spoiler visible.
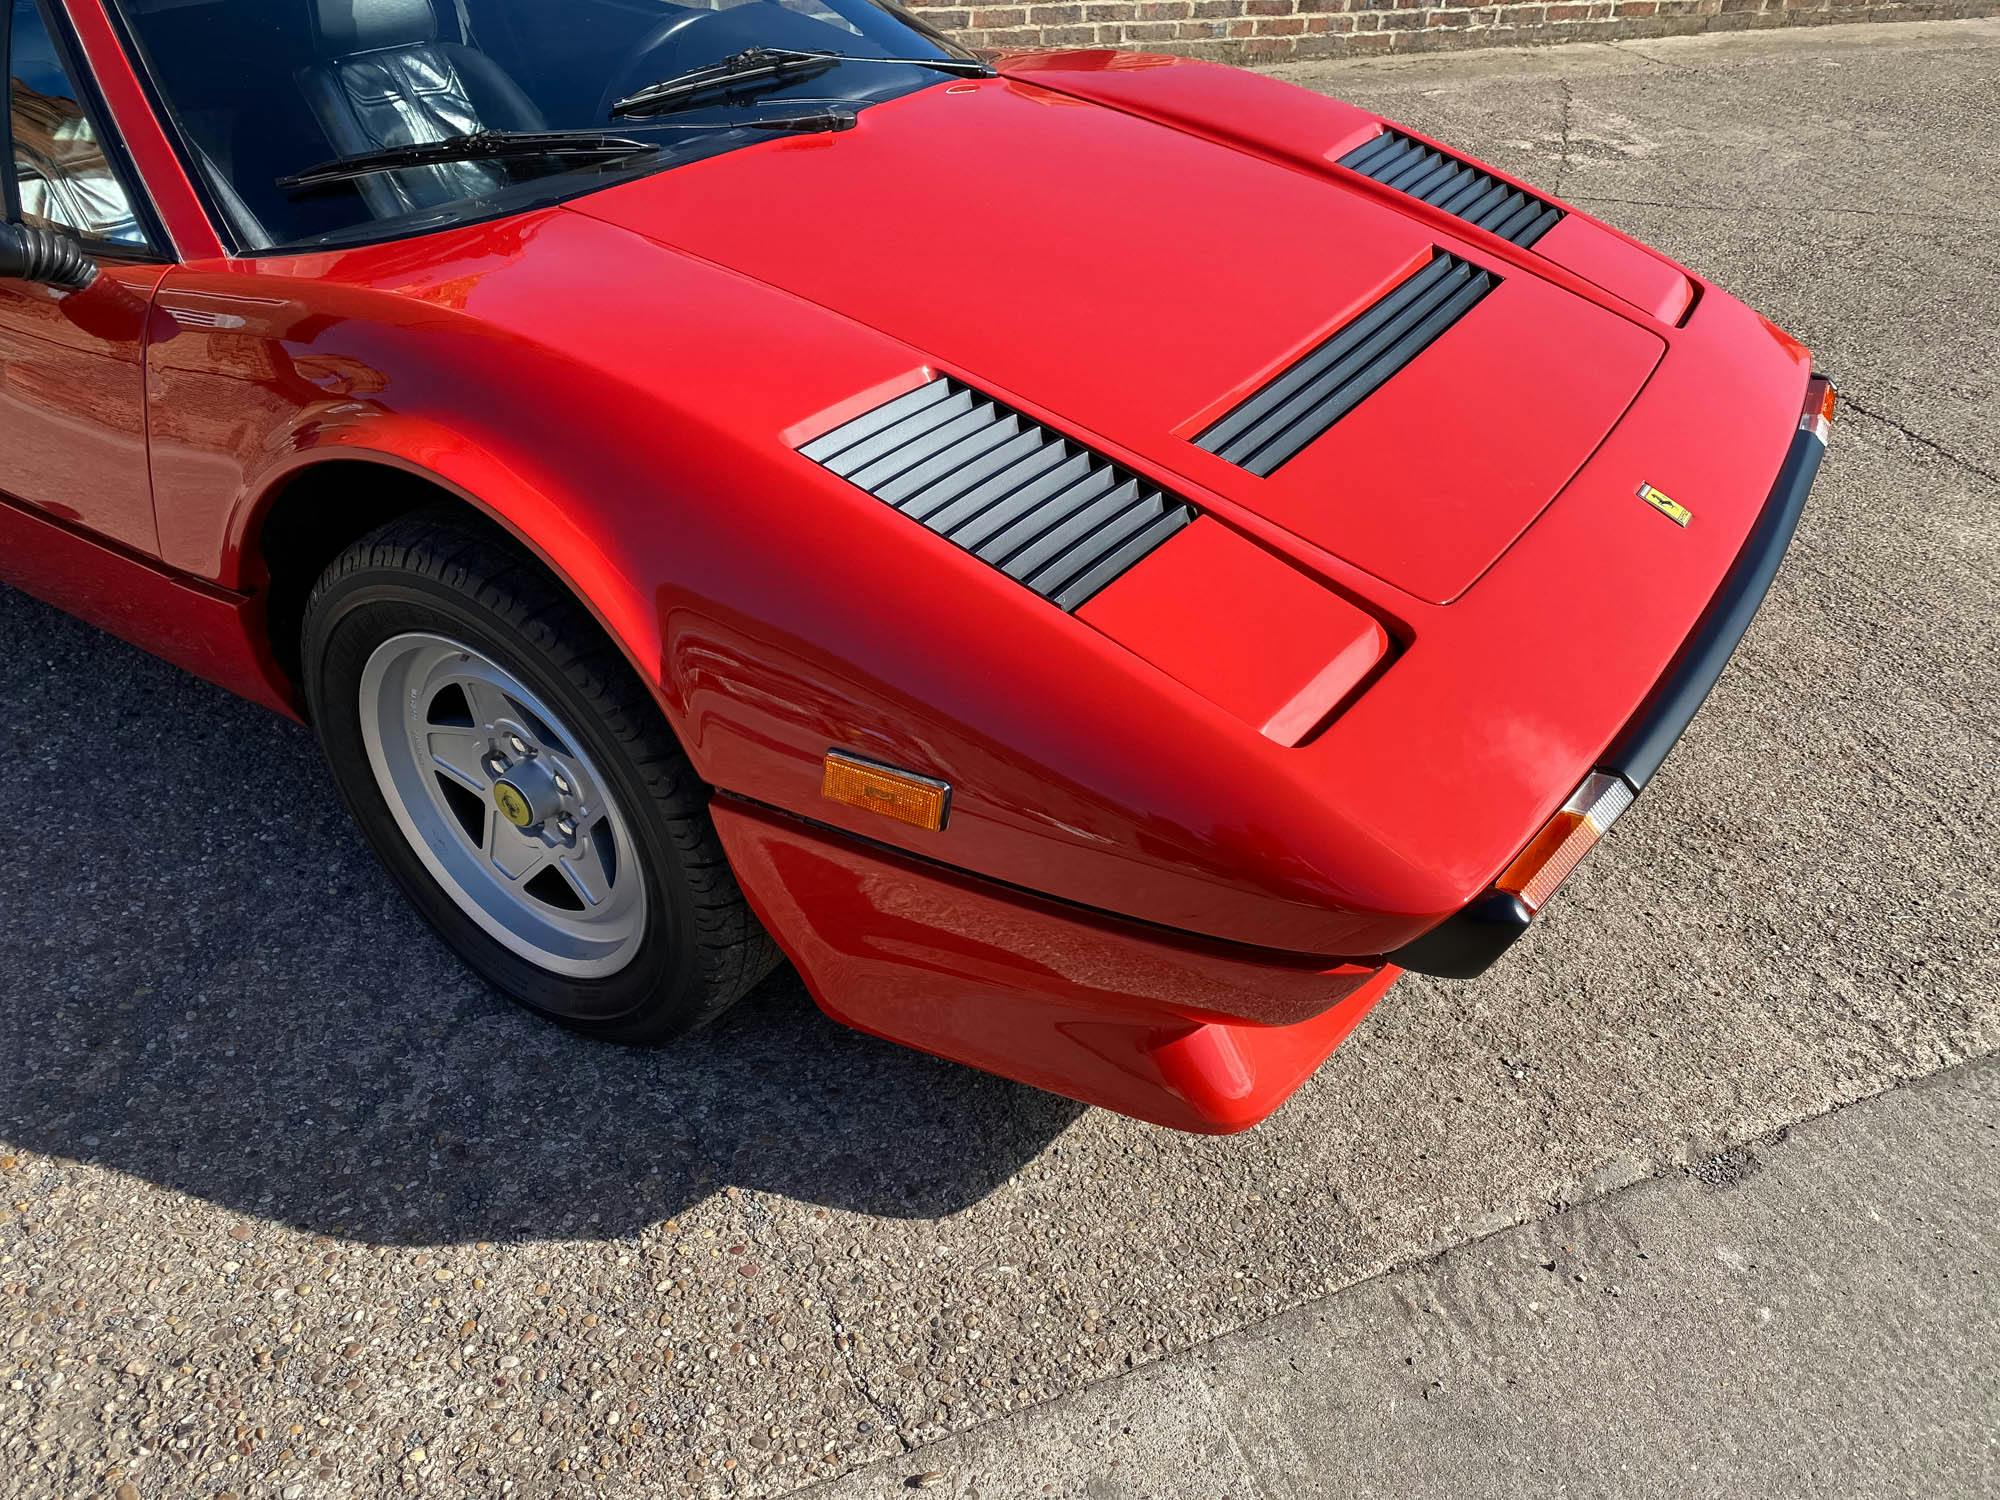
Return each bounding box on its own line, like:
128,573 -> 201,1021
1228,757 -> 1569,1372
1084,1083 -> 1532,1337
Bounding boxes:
1392,386 -> 1831,981
712,798 -> 1397,1133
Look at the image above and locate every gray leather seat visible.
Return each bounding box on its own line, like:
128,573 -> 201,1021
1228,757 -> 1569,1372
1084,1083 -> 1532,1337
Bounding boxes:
299,0 -> 546,218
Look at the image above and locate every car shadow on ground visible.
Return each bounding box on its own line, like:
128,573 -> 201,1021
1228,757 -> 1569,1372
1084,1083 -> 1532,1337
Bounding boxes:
0,584 -> 1083,1245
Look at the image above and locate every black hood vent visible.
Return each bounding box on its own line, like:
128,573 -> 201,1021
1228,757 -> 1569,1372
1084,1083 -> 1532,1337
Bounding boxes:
1340,131 -> 1564,250
1197,251 -> 1498,478
801,377 -> 1195,611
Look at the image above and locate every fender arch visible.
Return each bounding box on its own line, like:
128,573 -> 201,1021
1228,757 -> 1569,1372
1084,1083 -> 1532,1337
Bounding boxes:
231,423 -> 676,739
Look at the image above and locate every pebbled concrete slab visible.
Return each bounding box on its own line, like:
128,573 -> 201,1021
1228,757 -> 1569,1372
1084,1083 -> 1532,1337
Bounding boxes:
2,19 -> 1996,1500
803,1057 -> 2000,1499
1269,18 -> 2000,479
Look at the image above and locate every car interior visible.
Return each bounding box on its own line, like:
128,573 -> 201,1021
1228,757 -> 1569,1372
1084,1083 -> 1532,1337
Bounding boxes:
115,0 -> 892,249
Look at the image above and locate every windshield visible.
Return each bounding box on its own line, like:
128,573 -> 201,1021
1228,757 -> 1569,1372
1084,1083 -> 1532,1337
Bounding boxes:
110,0 -> 975,253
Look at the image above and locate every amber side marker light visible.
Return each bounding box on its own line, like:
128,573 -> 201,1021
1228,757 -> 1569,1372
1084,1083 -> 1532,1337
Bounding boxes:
822,750 -> 952,832
1496,771 -> 1637,914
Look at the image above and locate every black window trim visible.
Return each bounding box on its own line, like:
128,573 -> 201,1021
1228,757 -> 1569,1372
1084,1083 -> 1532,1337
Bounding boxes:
4,0 -> 174,263
0,0 -> 18,223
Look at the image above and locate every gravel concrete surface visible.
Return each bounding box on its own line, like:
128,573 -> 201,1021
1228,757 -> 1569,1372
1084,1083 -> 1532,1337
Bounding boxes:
810,1056 -> 2000,1500
3,18 -> 1997,1500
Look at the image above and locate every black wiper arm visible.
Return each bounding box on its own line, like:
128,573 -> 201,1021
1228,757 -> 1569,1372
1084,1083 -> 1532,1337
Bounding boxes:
277,129 -> 656,191
638,105 -> 861,136
611,46 -> 992,119
738,105 -> 860,135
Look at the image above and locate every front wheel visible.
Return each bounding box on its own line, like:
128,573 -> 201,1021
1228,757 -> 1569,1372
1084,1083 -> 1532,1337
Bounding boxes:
301,510 -> 779,1042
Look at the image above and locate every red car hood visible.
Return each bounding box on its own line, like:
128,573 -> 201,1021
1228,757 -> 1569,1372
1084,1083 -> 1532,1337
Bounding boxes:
567,74 -> 1663,603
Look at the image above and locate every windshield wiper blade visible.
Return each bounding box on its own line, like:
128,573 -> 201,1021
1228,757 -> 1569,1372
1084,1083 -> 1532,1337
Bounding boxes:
611,46 -> 992,119
277,129 -> 657,191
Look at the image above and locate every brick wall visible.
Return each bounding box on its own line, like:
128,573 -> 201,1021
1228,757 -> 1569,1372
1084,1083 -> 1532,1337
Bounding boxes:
907,0 -> 1996,65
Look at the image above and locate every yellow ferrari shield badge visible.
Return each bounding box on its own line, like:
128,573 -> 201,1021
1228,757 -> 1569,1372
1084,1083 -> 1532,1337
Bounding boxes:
1637,482 -> 1693,527
493,782 -> 534,829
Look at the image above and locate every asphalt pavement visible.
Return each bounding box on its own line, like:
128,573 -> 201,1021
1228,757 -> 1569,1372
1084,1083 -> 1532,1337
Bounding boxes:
3,18 -> 1996,1500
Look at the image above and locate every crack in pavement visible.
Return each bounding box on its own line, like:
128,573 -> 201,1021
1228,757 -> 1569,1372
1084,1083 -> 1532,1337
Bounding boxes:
1192,1371 -> 1275,1500
1605,41 -> 1687,71
1568,195 -> 1992,231
1568,193 -> 2000,227
824,1297 -> 912,1456
773,1227 -> 915,1456
1554,75 -> 1575,199
1841,397 -> 2000,488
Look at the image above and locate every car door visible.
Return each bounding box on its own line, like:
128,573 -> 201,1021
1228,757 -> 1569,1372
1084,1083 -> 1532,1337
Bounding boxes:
0,0 -> 165,554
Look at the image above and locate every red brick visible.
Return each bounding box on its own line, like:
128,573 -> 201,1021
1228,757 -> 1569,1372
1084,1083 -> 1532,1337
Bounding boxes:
966,24 -> 1043,43
919,0 -> 1930,59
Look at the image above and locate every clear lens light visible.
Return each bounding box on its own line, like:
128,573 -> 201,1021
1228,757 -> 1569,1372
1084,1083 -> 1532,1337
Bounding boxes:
1496,771 -> 1636,913
1801,377 -> 1837,445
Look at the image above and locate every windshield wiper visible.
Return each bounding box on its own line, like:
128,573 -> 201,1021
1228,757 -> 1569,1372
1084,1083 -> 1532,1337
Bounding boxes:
611,45 -> 992,119
277,129 -> 657,191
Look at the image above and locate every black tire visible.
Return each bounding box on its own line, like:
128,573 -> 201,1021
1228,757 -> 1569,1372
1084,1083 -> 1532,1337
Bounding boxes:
300,508 -> 781,1042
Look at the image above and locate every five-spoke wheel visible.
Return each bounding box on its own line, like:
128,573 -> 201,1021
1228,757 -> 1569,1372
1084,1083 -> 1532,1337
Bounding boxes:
303,511 -> 778,1041
358,632 -> 647,979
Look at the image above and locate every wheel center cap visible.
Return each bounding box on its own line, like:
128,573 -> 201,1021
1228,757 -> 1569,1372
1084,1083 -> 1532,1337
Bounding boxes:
493,781 -> 536,829
493,758 -> 563,831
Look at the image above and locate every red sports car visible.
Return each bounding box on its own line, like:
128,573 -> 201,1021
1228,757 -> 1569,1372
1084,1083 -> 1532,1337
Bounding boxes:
2,0 -> 1831,1131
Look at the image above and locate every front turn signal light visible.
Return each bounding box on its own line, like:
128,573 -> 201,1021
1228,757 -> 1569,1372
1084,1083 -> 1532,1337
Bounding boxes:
1495,771 -> 1636,914
1801,376 -> 1837,445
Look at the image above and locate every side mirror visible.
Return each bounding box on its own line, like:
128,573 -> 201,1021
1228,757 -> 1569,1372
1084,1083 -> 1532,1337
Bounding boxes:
0,221 -> 98,291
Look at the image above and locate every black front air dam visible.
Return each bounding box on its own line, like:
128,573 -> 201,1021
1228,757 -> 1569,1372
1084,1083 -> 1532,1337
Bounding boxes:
1391,397 -> 1830,981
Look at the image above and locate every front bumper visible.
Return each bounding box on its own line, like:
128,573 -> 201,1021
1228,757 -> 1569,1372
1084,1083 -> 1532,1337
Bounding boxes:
1391,377 -> 1834,980
712,797 -> 1397,1133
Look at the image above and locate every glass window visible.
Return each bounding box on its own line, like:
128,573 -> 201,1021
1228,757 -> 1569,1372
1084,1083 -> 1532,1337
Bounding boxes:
7,0 -> 146,247
109,0 -> 972,254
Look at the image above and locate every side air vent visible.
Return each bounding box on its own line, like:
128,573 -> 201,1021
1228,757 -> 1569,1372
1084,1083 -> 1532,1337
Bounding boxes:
1197,251 -> 1499,478
1339,131 -> 1564,250
801,377 -> 1196,612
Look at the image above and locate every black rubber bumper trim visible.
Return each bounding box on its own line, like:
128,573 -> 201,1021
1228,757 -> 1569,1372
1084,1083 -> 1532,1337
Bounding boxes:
1601,422 -> 1826,790
1387,890 -> 1535,981
1390,404 -> 1829,981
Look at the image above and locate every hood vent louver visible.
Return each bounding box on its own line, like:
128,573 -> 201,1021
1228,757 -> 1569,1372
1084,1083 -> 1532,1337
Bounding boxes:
1197,250 -> 1499,478
1339,131 -> 1565,250
801,377 -> 1196,612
